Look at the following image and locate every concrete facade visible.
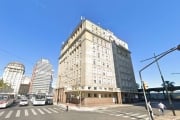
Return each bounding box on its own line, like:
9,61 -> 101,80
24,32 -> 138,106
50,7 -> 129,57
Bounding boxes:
55,19 -> 137,105
2,62 -> 25,94
30,59 -> 53,94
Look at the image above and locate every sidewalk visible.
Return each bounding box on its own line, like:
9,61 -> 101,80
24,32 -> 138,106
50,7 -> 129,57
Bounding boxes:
154,110 -> 180,120
55,103 -> 180,120
54,102 -> 133,111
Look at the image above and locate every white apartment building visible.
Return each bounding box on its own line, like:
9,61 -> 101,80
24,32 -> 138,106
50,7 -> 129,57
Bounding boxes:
2,62 -> 25,94
55,19 -> 137,105
30,59 -> 53,94
18,76 -> 31,95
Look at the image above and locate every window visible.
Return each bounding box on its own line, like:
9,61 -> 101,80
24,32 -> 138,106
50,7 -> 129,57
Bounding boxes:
94,87 -> 97,90
93,60 -> 96,65
88,87 -> 91,90
88,93 -> 91,97
94,80 -> 96,83
94,93 -> 97,97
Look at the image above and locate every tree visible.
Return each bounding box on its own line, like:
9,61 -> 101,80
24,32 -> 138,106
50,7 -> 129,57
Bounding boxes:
136,83 -> 140,89
0,79 -> 12,92
161,81 -> 175,99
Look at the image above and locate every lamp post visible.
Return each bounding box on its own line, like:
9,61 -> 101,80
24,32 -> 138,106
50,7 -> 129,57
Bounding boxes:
139,44 -> 180,119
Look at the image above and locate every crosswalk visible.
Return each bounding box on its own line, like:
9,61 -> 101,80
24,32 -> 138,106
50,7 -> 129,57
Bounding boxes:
94,109 -> 149,120
0,107 -> 65,119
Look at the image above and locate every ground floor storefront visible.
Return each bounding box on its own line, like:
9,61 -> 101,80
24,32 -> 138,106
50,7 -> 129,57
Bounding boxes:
54,88 -> 138,105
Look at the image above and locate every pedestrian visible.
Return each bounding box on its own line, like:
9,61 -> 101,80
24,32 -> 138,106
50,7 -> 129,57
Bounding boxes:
66,102 -> 69,112
158,101 -> 166,115
147,101 -> 154,120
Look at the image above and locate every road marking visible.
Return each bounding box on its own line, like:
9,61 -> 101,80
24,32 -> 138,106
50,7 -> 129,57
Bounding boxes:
54,107 -> 65,111
5,110 -> 13,118
125,112 -> 133,115
115,114 -> 122,116
130,118 -> 136,119
37,108 -> 45,114
43,108 -> 52,113
16,110 -> 21,117
0,111 -> 5,116
48,108 -> 58,113
145,117 -> 149,120
25,109 -> 29,116
137,114 -> 148,118
53,108 -> 64,112
131,113 -> 140,116
123,115 -> 129,118
31,108 -> 37,115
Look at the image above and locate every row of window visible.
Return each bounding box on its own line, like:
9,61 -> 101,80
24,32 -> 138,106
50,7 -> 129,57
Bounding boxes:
92,36 -> 111,48
87,93 -> 112,98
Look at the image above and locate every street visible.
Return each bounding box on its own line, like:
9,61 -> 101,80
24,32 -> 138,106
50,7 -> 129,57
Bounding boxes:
0,102 -> 150,120
1,101 -> 180,120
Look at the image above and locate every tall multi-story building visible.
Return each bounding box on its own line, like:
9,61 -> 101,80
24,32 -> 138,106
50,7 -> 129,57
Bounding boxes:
55,19 -> 137,105
30,59 -> 53,94
18,76 -> 30,95
2,62 -> 25,93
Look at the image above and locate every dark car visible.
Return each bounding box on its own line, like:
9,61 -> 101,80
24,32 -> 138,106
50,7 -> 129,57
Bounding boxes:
45,95 -> 53,105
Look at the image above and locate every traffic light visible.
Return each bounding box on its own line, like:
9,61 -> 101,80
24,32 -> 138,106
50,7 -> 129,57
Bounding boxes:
143,81 -> 148,90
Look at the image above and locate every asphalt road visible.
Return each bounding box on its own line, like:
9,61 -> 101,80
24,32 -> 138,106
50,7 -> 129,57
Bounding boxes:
0,101 -> 150,120
2,100 -> 179,120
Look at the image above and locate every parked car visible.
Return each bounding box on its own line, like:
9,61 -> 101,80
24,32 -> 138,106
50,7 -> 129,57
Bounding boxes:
19,99 -> 28,106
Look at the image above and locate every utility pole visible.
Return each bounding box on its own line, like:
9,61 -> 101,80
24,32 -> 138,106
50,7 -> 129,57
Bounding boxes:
154,53 -> 176,116
139,44 -> 180,118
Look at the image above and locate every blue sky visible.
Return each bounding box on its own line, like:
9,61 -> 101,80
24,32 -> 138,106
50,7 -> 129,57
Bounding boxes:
0,0 -> 180,88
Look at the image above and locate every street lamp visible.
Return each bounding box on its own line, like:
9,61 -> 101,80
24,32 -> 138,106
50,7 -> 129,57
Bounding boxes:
139,44 -> 180,119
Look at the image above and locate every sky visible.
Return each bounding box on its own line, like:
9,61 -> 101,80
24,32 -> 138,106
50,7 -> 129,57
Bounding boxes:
0,0 -> 180,88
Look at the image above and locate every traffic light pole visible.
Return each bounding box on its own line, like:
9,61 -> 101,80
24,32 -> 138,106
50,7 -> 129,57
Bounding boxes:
139,74 -> 152,120
139,44 -> 180,117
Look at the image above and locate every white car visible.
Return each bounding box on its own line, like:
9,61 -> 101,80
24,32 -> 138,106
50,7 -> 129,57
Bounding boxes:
19,99 -> 29,106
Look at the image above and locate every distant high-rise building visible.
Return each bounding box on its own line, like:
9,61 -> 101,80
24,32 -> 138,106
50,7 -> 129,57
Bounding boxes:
2,62 -> 25,93
55,19 -> 137,105
18,76 -> 30,95
30,59 -> 53,94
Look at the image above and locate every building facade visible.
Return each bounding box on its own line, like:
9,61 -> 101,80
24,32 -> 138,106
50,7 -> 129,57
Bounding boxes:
18,76 -> 30,95
2,62 -> 25,94
29,59 -> 53,94
55,19 -> 137,105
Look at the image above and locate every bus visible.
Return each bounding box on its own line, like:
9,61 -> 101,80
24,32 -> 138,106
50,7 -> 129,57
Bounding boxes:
32,93 -> 46,105
0,93 -> 15,108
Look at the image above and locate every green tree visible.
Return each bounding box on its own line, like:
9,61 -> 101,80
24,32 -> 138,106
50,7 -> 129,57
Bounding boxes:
161,81 -> 175,99
136,83 -> 140,89
0,79 -> 12,92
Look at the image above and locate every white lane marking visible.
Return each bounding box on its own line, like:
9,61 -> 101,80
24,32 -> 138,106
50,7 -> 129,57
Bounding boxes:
131,113 -> 140,116
53,108 -> 64,112
37,108 -> 45,114
48,108 -> 58,113
0,111 -> 5,116
54,107 -> 65,111
25,109 -> 29,116
130,118 -> 136,119
5,110 -> 13,118
16,110 -> 21,117
43,108 -> 52,113
31,108 -> 37,115
123,115 -> 129,118
138,114 -> 148,118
